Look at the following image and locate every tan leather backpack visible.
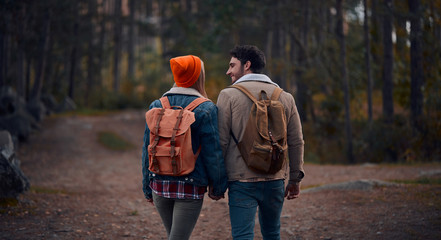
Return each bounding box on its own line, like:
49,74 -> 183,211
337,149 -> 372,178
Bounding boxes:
230,85 -> 288,174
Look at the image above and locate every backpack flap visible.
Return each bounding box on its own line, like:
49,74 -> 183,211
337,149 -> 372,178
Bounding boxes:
267,100 -> 287,141
145,108 -> 195,138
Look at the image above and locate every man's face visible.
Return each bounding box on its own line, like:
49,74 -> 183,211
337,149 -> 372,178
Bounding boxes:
226,57 -> 245,83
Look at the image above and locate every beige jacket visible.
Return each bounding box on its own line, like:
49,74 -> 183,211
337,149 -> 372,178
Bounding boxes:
217,78 -> 305,183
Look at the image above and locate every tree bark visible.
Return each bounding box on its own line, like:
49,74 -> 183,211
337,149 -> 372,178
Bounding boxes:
113,0 -> 122,93
128,0 -> 136,82
31,11 -> 51,101
363,0 -> 373,122
0,29 -> 4,88
382,0 -> 394,122
15,6 -> 26,99
86,0 -> 97,106
336,0 -> 354,164
68,8 -> 79,100
97,0 -> 107,89
408,0 -> 424,126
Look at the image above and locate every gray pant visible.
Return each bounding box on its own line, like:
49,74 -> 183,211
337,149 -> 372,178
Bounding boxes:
152,192 -> 203,240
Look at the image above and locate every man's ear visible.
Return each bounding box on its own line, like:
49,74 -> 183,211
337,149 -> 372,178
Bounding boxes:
244,61 -> 251,71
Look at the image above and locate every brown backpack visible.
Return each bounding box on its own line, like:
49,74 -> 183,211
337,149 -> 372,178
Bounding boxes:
230,85 -> 288,174
145,97 -> 209,176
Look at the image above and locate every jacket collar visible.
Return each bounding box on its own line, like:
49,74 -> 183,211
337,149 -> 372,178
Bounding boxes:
233,73 -> 279,87
163,86 -> 206,98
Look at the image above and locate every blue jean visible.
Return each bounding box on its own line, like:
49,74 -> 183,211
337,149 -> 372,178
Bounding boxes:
228,180 -> 285,240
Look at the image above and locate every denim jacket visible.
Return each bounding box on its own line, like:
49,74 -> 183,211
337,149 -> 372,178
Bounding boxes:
142,87 -> 228,199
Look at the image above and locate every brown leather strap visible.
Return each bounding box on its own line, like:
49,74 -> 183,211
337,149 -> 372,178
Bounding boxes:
159,97 -> 171,109
185,98 -> 210,111
151,108 -> 165,172
271,87 -> 283,100
229,85 -> 258,103
170,108 -> 184,175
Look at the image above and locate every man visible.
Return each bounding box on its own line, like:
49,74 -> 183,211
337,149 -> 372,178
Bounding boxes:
217,45 -> 305,240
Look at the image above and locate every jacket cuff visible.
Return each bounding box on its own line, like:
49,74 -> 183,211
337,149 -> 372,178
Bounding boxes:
289,170 -> 304,183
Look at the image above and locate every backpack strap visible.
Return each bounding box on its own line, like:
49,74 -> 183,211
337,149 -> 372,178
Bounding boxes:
229,85 -> 258,103
185,98 -> 210,111
159,97 -> 171,109
170,108 -> 185,175
271,87 -> 283,100
150,108 -> 165,173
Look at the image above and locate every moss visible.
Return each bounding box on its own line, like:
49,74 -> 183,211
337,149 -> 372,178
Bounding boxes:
0,198 -> 19,208
97,131 -> 135,151
30,186 -> 69,195
391,177 -> 441,186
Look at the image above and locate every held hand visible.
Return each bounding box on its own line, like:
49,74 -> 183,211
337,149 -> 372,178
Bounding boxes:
208,185 -> 225,201
285,182 -> 300,200
146,198 -> 154,206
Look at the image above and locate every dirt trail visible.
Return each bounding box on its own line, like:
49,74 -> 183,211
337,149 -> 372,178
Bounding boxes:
1,110 -> 440,240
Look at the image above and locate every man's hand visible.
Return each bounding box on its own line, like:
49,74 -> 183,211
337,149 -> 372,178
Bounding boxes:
208,185 -> 225,201
146,198 -> 154,206
285,182 -> 300,200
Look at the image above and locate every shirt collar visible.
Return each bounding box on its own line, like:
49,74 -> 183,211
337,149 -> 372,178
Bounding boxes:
233,73 -> 279,87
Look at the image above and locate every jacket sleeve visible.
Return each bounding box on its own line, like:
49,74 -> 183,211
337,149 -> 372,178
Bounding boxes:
141,122 -> 152,199
285,93 -> 305,182
198,103 -> 228,196
216,90 -> 232,158
142,100 -> 161,199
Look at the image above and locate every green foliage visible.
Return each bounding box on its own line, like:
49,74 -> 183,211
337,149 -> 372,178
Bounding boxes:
97,131 -> 135,151
30,186 -> 68,195
354,116 -> 413,163
0,198 -> 19,208
392,177 -> 441,185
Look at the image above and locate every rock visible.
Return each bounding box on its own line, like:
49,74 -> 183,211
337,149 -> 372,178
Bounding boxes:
0,109 -> 40,142
0,87 -> 26,116
27,99 -> 47,122
0,131 -> 30,199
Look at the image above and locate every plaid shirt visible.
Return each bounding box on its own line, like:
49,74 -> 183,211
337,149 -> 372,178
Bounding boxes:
150,179 -> 207,200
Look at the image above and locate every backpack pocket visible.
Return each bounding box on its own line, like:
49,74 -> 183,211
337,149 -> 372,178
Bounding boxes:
148,145 -> 182,175
247,141 -> 272,172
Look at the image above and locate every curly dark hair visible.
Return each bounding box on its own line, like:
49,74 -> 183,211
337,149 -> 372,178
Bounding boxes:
229,45 -> 266,73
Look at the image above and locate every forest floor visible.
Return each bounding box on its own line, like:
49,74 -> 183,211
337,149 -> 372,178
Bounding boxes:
1,110 -> 441,240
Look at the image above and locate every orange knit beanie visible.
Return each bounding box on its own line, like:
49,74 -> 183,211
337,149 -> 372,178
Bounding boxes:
170,55 -> 202,88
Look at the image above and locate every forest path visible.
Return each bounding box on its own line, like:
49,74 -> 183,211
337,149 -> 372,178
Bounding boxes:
1,110 -> 440,239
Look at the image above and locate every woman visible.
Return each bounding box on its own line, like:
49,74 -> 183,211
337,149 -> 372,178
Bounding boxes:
142,55 -> 228,240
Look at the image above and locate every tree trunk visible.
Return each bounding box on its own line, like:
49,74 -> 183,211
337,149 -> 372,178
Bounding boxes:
16,6 -> 26,99
408,0 -> 424,126
97,0 -> 107,89
370,0 -> 382,82
0,29 -> 4,88
31,11 -> 51,101
43,30 -> 54,96
86,0 -> 97,106
128,0 -> 136,82
382,0 -> 394,122
363,0 -> 373,122
336,0 -> 354,164
68,11 -> 79,100
113,0 -> 122,93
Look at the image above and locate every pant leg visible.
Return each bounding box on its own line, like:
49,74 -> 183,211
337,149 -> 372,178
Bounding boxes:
258,180 -> 285,240
168,198 -> 203,240
228,181 -> 259,240
152,192 -> 174,236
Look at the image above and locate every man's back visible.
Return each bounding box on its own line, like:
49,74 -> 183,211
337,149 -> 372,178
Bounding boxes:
217,80 -> 304,182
